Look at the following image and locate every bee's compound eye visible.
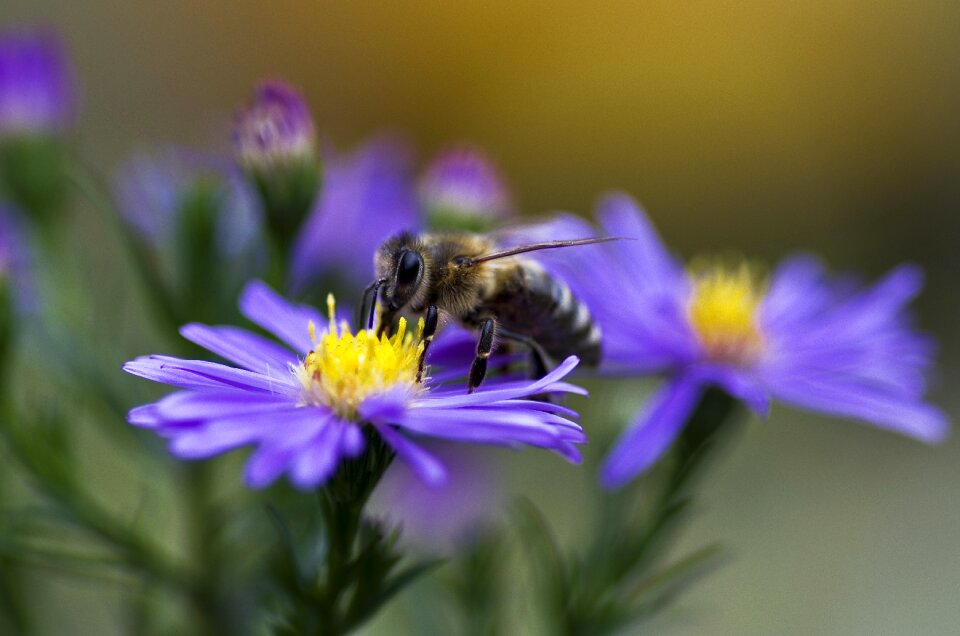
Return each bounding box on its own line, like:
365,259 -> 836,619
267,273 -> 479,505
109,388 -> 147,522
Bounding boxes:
396,250 -> 423,287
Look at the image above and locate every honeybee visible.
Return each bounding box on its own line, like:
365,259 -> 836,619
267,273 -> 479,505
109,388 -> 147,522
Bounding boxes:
361,232 -> 616,392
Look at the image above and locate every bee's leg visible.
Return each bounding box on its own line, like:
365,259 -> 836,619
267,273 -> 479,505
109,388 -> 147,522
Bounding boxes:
496,328 -> 551,379
358,278 -> 385,331
417,305 -> 439,382
468,318 -> 497,393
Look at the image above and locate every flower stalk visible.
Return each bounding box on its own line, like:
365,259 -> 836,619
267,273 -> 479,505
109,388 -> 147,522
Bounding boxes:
520,387 -> 742,636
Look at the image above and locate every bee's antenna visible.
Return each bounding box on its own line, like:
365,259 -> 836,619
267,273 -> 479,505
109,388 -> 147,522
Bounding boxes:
358,278 -> 386,330
469,236 -> 625,264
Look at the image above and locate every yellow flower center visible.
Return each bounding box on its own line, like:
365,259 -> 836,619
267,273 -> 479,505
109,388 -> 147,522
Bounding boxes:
687,262 -> 765,365
295,294 -> 424,419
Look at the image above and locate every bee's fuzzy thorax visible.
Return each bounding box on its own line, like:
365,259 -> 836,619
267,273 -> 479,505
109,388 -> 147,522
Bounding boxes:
374,230 -> 602,367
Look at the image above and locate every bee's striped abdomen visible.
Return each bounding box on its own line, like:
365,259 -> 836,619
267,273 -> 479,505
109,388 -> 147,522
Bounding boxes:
484,260 -> 602,366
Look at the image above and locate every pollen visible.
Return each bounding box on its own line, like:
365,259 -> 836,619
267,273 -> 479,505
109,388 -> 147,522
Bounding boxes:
295,294 -> 425,419
687,261 -> 766,365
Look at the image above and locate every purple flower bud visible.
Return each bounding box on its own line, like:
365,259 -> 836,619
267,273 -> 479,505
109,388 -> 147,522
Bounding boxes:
0,28 -> 76,137
420,145 -> 512,229
232,81 -> 316,171
233,81 -> 320,246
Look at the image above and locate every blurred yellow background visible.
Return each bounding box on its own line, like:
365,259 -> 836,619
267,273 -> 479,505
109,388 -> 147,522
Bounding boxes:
2,1 -> 958,634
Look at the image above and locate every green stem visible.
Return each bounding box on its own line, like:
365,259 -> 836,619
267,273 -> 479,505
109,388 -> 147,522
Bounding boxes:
597,388 -> 739,587
184,462 -> 234,636
555,387 -> 742,636
449,535 -> 503,636
277,433 -> 396,636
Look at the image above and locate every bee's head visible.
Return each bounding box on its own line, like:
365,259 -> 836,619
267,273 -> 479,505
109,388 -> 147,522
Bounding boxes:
375,232 -> 429,311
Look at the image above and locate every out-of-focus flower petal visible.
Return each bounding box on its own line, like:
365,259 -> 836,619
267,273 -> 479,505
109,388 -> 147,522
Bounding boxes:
600,374 -> 704,489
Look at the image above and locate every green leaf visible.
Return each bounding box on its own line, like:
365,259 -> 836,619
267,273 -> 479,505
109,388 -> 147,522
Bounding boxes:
624,543 -> 726,612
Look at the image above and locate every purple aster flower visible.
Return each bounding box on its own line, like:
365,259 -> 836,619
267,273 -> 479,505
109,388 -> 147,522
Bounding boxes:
0,28 -> 75,136
514,193 -> 949,489
290,134 -> 419,293
232,81 -> 316,172
419,144 -> 513,230
123,281 -> 585,489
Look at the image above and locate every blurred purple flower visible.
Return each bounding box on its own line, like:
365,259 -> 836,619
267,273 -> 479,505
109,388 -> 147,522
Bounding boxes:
0,28 -> 75,136
371,441 -> 504,552
114,148 -> 262,260
290,134 -> 419,292
232,81 -> 316,171
516,193 -> 949,489
419,144 -> 512,228
124,281 -> 585,489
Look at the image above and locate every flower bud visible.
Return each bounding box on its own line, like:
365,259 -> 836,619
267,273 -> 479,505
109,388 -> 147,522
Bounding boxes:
0,28 -> 76,225
232,81 -> 319,249
420,145 -> 512,231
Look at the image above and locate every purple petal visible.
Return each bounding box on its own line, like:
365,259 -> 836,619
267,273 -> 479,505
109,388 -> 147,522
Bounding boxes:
128,404 -> 161,428
419,356 -> 583,408
597,192 -> 684,292
357,387 -> 413,423
245,444 -> 294,489
342,425 -> 366,457
497,212 -> 595,244
289,134 -> 419,291
123,355 -> 298,395
180,323 -> 295,376
289,421 -> 344,489
169,405 -> 321,458
760,255 -> 830,329
154,390 -> 294,421
553,441 -> 583,464
498,399 -> 580,418
239,408 -> 338,488
398,407 -> 584,448
372,422 -> 448,486
238,280 -> 324,353
600,374 -> 704,490
766,375 -> 949,444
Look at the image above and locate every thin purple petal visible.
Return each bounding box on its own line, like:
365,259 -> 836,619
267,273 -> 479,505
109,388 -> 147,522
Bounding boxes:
239,280 -> 323,353
372,422 -> 448,486
169,406 -> 312,459
600,374 -> 704,489
418,356 -> 583,408
123,355 -> 297,395
766,375 -> 949,444
153,390 -> 293,422
180,323 -> 296,376
289,421 -> 343,489
290,134 -> 419,290
397,407 -> 585,448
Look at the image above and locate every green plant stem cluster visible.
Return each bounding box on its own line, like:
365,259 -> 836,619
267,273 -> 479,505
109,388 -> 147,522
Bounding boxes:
518,389 -> 741,636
